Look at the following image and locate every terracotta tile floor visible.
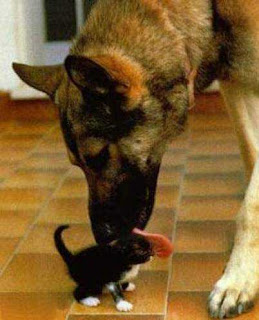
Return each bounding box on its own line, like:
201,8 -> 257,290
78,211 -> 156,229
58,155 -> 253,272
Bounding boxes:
0,97 -> 257,319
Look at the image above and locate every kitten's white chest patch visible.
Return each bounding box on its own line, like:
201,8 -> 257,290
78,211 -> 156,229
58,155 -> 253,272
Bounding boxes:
123,265 -> 140,282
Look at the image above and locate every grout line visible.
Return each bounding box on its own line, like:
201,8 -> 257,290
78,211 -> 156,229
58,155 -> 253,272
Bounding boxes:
66,312 -> 165,317
182,193 -> 244,200
189,153 -> 241,160
184,171 -> 244,178
177,219 -> 235,223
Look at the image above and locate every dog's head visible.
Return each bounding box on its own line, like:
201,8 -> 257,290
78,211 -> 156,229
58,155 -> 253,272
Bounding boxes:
13,53 -> 192,243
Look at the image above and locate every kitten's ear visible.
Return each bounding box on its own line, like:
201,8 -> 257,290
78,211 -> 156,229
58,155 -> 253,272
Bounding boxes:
12,63 -> 64,98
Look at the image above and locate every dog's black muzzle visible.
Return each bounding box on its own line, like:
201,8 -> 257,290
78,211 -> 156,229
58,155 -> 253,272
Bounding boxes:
88,163 -> 160,244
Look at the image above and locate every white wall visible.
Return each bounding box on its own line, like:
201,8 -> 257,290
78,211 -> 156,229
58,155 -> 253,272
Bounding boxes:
0,0 -> 20,91
0,0 -> 45,92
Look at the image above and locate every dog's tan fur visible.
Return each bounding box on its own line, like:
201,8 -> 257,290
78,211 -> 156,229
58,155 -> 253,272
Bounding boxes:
13,0 -> 259,318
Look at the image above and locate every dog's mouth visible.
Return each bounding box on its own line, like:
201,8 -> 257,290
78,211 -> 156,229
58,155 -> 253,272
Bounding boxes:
88,163 -> 161,244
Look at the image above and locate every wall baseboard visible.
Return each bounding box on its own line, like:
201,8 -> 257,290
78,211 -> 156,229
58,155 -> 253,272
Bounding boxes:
0,94 -> 58,121
192,92 -> 225,114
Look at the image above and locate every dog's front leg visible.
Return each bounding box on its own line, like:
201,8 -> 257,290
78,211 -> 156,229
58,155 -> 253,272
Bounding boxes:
208,196 -> 259,318
208,82 -> 259,318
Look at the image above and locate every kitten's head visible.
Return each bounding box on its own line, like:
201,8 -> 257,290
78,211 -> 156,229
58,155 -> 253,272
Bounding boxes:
112,234 -> 153,265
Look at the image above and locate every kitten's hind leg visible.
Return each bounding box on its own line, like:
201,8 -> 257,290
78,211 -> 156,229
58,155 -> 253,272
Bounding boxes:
121,282 -> 136,292
74,286 -> 101,307
106,282 -> 133,312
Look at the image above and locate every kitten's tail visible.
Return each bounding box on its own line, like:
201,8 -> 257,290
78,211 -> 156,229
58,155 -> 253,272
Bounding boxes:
54,225 -> 74,265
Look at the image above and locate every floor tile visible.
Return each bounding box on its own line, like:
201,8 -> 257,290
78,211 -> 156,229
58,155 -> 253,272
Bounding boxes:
189,114 -> 232,130
0,150 -> 30,163
174,221 -> 235,253
186,155 -> 243,175
190,140 -> 239,156
170,253 -> 228,292
3,170 -> 63,188
35,138 -> 66,153
167,292 -> 209,320
0,121 -> 16,133
169,132 -> 190,151
162,151 -> 186,169
167,292 -> 259,320
70,271 -> 168,315
19,224 -> 94,254
0,293 -> 72,320
67,167 -> 85,179
178,196 -> 241,221
54,178 -> 89,198
146,208 -> 175,238
0,187 -> 52,210
158,169 -> 183,186
38,198 -> 90,224
0,135 -> 42,150
190,128 -> 236,142
182,174 -> 244,197
0,254 -> 74,292
6,120 -> 55,135
142,256 -> 170,271
21,153 -> 70,171
0,210 -> 37,237
155,186 -> 180,210
0,164 -> 15,180
69,316 -> 163,320
0,238 -> 20,271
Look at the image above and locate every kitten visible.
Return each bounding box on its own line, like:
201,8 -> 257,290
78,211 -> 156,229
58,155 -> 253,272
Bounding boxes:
54,225 -> 153,312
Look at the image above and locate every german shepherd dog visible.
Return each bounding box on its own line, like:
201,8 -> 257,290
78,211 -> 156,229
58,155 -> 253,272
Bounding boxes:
13,0 -> 259,318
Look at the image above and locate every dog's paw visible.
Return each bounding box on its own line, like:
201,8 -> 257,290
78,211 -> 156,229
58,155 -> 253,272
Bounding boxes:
208,277 -> 255,318
116,300 -> 133,312
80,297 -> 101,307
125,283 -> 136,292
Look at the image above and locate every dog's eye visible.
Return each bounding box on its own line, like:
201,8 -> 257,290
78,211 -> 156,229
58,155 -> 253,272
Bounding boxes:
84,145 -> 109,171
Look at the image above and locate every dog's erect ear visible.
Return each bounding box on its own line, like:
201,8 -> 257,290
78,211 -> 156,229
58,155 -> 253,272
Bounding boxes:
12,63 -> 64,98
65,55 -> 130,95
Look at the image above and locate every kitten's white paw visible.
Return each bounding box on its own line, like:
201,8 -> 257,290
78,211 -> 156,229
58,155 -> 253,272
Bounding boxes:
116,300 -> 133,312
80,297 -> 100,307
125,283 -> 136,292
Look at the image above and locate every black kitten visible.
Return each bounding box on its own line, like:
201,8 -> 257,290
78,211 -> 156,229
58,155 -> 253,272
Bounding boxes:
54,225 -> 153,312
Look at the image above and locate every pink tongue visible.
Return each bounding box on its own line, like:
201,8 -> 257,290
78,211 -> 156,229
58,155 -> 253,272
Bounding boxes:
133,228 -> 174,258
